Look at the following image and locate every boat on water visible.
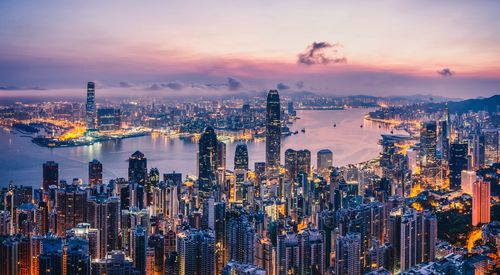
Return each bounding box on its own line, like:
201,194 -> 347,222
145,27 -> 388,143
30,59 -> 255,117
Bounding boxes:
360,125 -> 363,128
301,128 -> 305,133
333,123 -> 336,127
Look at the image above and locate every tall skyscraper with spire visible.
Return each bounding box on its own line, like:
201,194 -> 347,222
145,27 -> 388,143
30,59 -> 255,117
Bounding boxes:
265,89 -> 281,177
86,82 -> 96,130
198,126 -> 218,193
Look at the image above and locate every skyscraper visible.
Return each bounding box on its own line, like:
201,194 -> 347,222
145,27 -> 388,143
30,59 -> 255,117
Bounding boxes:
198,126 -> 218,193
317,149 -> 333,172
66,237 -> 91,275
388,208 -> 437,273
483,129 -> 499,165
129,151 -> 147,185
43,161 -> 59,190
234,143 -> 249,170
420,121 -> 438,177
449,142 -> 468,190
86,82 -> 96,130
461,170 -> 476,195
226,212 -> 255,264
131,226 -> 147,275
266,90 -> 281,176
335,233 -> 361,275
88,159 -> 103,187
177,229 -> 216,275
472,177 -> 491,226
284,149 -> 311,182
55,184 -> 87,236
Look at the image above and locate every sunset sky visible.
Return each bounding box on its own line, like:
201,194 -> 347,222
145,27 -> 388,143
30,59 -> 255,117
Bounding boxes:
1,0 -> 500,98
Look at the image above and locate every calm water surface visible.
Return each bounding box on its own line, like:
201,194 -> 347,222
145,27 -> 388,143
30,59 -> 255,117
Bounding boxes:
0,108 -> 401,187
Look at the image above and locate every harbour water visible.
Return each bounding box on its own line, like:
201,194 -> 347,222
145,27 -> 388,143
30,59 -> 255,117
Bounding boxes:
0,108 -> 402,187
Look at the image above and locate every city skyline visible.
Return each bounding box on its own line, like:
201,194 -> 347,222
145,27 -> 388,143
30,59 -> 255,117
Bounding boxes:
0,2 -> 499,275
1,1 -> 500,99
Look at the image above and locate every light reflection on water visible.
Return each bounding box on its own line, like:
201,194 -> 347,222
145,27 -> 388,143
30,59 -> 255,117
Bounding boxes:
0,108 -> 401,187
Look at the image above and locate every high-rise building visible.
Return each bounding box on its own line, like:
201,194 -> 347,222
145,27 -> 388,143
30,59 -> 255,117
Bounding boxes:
242,103 -> 253,127
483,129 -> 499,165
97,108 -> 121,131
0,236 -> 18,275
449,142 -> 468,190
88,159 -> 103,187
86,82 -> 96,130
129,151 -> 147,185
317,149 -> 333,172
43,161 -> 59,190
472,177 -> 491,226
131,226 -> 147,275
38,236 -> 64,275
472,132 -> 485,168
276,228 -> 326,275
254,236 -> 274,275
420,121 -> 438,177
438,120 -> 450,161
148,234 -> 164,275
199,126 -> 218,194
335,233 -> 361,275
266,90 -> 281,176
55,184 -> 87,236
87,196 -> 120,255
177,229 -> 216,275
287,101 -> 296,116
226,213 -> 255,264
234,144 -> 249,170
284,149 -> 311,182
66,237 -> 91,275
388,208 -> 437,273
460,170 -> 476,195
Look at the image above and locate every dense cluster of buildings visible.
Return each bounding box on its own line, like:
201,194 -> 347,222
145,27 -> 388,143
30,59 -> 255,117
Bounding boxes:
0,89 -> 498,274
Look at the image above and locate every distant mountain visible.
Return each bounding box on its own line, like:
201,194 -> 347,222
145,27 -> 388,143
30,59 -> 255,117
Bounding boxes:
447,95 -> 500,114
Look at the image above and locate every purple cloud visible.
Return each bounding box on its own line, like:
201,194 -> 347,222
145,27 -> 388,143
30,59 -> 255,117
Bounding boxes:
298,41 -> 347,65
437,68 -> 455,77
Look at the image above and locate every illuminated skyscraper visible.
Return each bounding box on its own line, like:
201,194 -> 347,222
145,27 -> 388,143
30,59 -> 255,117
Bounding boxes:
335,233 -> 361,275
55,184 -> 87,236
226,212 -> 255,264
43,161 -> 59,190
266,90 -> 281,176
483,129 -> 499,165
199,126 -> 218,194
284,149 -> 311,182
88,159 -> 102,187
472,132 -> 485,168
234,144 -> 249,170
128,151 -> 147,185
86,82 -> 96,130
131,226 -> 147,275
472,177 -> 490,226
317,149 -> 333,172
97,108 -> 121,131
420,121 -> 438,177
177,229 -> 216,275
388,208 -> 437,273
461,170 -> 476,195
449,142 -> 468,190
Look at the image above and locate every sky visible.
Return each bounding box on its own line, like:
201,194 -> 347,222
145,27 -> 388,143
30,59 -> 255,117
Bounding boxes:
1,0 -> 500,99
